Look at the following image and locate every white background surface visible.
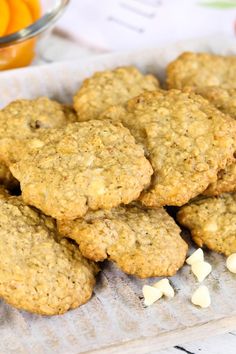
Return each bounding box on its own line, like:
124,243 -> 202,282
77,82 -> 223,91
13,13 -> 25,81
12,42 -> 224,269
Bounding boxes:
57,0 -> 236,51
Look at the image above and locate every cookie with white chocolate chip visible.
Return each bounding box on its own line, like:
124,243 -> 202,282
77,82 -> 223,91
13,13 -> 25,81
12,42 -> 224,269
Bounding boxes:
188,87 -> 236,196
100,89 -> 236,207
166,52 -> 236,90
177,193 -> 236,256
10,120 -> 153,220
58,204 -> 188,278
0,97 -> 77,166
0,190 -> 98,315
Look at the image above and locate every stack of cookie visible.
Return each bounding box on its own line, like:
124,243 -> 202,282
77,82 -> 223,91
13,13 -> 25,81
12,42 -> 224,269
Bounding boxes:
0,58 -> 235,316
166,53 -> 236,256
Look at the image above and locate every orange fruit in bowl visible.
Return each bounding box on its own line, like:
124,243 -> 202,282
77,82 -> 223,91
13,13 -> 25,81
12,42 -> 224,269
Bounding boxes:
6,0 -> 34,35
0,0 -> 42,70
0,0 -> 10,36
0,40 -> 36,70
23,0 -> 42,21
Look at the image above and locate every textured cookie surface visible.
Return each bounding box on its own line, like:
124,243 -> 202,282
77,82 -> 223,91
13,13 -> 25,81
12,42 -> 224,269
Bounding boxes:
166,52 -> 236,89
58,205 -> 188,278
10,120 -> 153,220
101,90 -> 236,207
193,87 -> 236,195
177,194 -> 236,256
193,87 -> 236,119
0,191 -> 98,315
203,163 -> 236,196
0,97 -> 77,166
73,66 -> 159,121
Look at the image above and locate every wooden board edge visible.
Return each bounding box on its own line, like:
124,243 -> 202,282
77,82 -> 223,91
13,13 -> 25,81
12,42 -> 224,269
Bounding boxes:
83,315 -> 236,354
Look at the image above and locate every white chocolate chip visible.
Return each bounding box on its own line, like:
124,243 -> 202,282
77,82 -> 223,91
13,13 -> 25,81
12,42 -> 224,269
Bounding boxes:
29,138 -> 45,149
191,285 -> 211,308
153,278 -> 175,298
142,285 -> 163,306
186,248 -> 204,265
203,221 -> 218,232
226,253 -> 236,274
191,261 -> 212,282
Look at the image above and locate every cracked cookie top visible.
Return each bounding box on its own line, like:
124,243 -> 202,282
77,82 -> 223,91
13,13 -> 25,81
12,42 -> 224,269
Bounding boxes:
10,120 -> 153,220
73,66 -> 159,121
0,191 -> 98,315
58,204 -> 187,278
0,97 -> 77,166
177,193 -> 236,256
100,90 -> 236,207
166,52 -> 236,90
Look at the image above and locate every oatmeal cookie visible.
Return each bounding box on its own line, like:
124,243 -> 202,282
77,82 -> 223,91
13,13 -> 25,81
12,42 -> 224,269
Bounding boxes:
166,52 -> 236,90
0,191 -> 98,315
191,87 -> 236,195
100,90 -> 236,207
0,97 -> 77,166
58,205 -> 187,278
203,162 -> 236,196
10,120 -> 153,220
177,193 -> 236,256
192,87 -> 236,118
73,66 -> 159,121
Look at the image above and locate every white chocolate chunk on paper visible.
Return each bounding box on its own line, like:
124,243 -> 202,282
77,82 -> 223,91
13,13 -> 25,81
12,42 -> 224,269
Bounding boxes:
191,261 -> 212,282
186,248 -> 204,265
153,278 -> 175,298
142,285 -> 162,306
226,253 -> 236,274
191,285 -> 211,308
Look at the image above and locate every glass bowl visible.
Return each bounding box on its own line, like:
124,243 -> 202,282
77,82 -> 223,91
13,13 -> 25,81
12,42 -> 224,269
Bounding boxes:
0,0 -> 70,70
